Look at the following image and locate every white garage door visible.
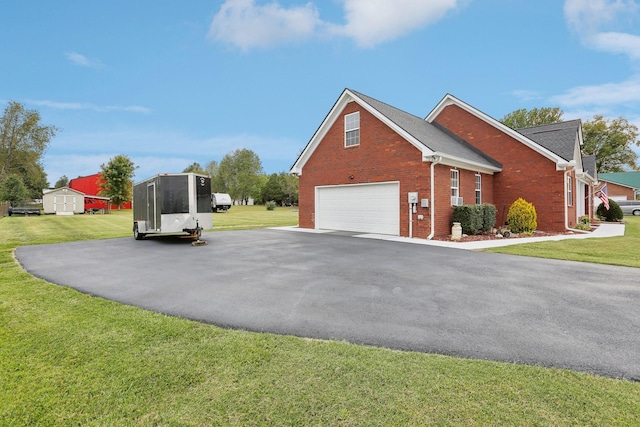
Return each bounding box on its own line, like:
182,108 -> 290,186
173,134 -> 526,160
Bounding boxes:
316,182 -> 399,235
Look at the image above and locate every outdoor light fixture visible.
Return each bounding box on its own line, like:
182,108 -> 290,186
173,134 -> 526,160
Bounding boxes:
348,175 -> 354,180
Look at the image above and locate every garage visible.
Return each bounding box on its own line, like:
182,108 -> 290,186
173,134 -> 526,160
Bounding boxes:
315,182 -> 399,235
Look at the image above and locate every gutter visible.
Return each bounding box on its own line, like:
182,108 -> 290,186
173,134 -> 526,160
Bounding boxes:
427,155 -> 442,240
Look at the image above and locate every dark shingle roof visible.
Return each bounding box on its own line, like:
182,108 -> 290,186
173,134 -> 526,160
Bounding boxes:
516,120 -> 581,162
349,89 -> 502,169
582,154 -> 596,178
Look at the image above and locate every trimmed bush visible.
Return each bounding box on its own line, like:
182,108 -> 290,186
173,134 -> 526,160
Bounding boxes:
596,200 -> 623,222
452,205 -> 483,235
574,215 -> 591,231
507,198 -> 537,234
481,204 -> 497,232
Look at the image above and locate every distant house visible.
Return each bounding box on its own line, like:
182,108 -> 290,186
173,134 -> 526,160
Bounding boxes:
291,89 -> 597,238
42,187 -> 85,215
597,172 -> 640,201
69,173 -> 132,211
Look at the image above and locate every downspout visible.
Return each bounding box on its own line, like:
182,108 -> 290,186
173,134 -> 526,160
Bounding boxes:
427,155 -> 442,240
564,168 -> 571,231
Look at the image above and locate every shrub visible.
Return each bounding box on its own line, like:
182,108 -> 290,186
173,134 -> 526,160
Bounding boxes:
265,200 -> 277,211
507,198 -> 537,234
480,204 -> 497,232
596,200 -> 623,222
452,205 -> 483,235
574,216 -> 591,231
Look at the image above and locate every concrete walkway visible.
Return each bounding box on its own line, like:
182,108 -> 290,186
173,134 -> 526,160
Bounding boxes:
276,223 -> 626,250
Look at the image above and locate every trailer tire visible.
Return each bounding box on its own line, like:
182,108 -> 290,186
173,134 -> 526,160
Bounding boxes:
133,223 -> 145,240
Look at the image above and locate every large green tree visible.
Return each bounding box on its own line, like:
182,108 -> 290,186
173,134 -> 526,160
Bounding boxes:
215,149 -> 263,204
54,175 -> 69,188
99,155 -> 137,209
205,160 -> 218,178
500,107 -> 564,129
260,172 -> 298,205
0,174 -> 29,204
262,173 -> 285,204
581,115 -> 639,172
0,101 -> 58,197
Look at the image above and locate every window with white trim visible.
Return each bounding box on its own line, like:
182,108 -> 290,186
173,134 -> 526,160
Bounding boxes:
567,175 -> 573,206
450,169 -> 459,205
344,112 -> 360,147
475,174 -> 482,204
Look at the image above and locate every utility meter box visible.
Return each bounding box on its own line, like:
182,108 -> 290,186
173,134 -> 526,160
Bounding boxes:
408,192 -> 418,204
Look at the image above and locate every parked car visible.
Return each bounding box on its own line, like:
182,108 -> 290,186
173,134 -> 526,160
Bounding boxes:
617,200 -> 640,216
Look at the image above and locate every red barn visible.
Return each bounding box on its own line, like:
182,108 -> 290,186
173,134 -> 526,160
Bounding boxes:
69,173 -> 132,212
291,89 -> 597,239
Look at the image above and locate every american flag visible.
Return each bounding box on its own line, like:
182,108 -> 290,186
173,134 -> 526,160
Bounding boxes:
598,184 -> 609,210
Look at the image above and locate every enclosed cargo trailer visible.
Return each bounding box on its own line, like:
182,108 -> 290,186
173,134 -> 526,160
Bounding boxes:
133,173 -> 212,240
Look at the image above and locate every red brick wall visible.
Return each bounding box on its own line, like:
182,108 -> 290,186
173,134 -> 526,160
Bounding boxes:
604,181 -> 635,200
299,101 -> 434,237
299,102 -> 496,237
433,104 -> 571,231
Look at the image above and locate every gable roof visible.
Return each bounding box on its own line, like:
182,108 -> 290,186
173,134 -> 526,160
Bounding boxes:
426,94 -> 575,169
291,89 -> 502,175
516,120 -> 582,163
598,171 -> 640,189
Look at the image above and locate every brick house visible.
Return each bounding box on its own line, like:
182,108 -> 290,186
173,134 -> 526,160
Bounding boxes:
290,89 -> 597,238
597,172 -> 640,201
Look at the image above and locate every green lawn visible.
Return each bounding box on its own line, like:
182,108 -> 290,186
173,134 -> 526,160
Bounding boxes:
1,209 -> 639,425
485,216 -> 640,268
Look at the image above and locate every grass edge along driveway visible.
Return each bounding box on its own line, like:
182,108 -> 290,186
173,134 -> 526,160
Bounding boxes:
1,208 -> 639,425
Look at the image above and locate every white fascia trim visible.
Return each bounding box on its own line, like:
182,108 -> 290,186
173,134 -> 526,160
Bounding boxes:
426,152 -> 501,175
425,94 -> 566,165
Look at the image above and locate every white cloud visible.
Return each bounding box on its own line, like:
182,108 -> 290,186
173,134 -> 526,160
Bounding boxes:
591,31 -> 640,60
511,89 -> 544,102
336,0 -> 459,48
549,75 -> 640,107
209,0 -> 322,50
564,0 -> 640,60
65,51 -> 104,68
26,99 -> 152,114
209,0 -> 463,50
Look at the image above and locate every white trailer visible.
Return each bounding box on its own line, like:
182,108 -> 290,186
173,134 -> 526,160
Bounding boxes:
211,192 -> 232,212
133,173 -> 212,241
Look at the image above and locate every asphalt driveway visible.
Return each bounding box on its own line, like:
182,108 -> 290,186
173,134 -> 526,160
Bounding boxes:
16,228 -> 640,380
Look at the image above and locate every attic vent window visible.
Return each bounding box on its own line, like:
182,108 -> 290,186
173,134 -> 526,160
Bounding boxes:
345,112 -> 360,147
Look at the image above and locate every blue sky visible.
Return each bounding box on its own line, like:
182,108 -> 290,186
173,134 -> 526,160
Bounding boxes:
2,0 -> 639,184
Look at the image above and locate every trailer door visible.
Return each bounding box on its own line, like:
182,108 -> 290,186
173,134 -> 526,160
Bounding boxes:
147,182 -> 156,230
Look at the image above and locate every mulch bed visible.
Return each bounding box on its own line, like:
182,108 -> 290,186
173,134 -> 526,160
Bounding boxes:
432,227 -> 596,243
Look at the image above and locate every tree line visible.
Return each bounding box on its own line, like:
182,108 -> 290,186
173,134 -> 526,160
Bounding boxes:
181,148 -> 298,206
